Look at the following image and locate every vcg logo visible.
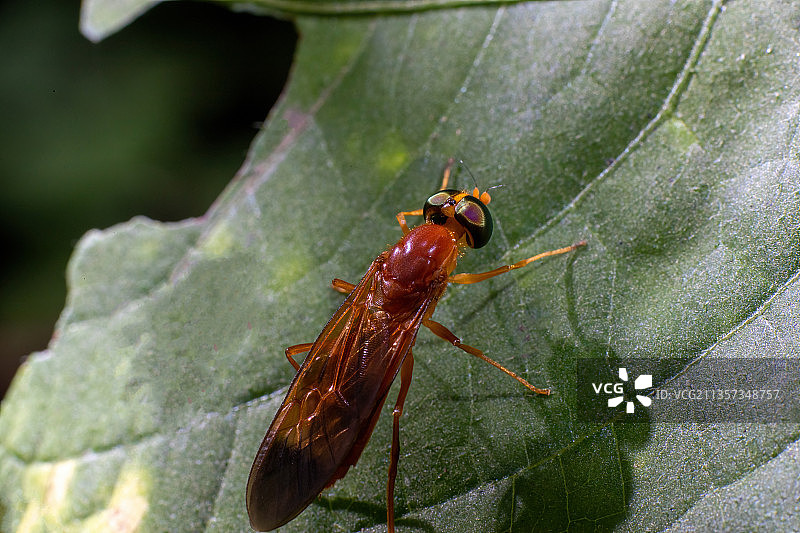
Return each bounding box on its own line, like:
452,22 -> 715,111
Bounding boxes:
591,367 -> 652,414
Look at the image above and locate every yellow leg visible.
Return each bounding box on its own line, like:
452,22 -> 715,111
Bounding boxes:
449,241 -> 586,285
331,278 -> 356,294
423,318 -> 550,395
396,208 -> 423,235
439,157 -> 455,189
284,343 -> 314,371
395,158 -> 457,234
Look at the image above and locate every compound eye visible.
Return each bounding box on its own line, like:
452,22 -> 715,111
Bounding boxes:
455,196 -> 493,248
423,189 -> 460,226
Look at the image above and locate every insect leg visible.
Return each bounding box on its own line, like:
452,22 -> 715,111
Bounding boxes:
330,278 -> 356,294
439,156 -> 455,189
394,158 -> 457,234
284,343 -> 314,371
396,209 -> 423,235
422,318 -> 550,395
449,241 -> 586,285
387,351 -> 414,533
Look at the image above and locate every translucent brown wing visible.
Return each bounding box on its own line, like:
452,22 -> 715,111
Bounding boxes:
246,257 -> 442,531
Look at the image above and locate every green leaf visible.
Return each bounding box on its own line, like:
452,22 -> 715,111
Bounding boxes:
80,0 -> 158,42
5,0 -> 800,531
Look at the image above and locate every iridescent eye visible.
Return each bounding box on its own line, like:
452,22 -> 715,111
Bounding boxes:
455,196 -> 493,248
423,189 -> 460,226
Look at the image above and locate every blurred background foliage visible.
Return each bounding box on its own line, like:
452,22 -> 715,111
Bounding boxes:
0,0 -> 297,398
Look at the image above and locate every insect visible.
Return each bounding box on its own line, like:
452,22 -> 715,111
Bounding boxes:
246,160 -> 585,532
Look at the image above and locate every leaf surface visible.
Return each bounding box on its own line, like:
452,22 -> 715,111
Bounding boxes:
4,0 -> 800,531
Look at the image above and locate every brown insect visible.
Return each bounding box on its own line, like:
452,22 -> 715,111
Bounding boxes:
246,160 -> 585,532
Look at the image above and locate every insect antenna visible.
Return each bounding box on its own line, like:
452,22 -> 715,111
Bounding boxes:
458,159 -> 479,190
458,159 -> 502,205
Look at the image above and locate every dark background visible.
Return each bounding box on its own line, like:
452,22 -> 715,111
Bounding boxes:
0,1 -> 297,399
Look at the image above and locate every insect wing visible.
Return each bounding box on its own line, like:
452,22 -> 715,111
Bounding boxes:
246,259 -> 433,531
